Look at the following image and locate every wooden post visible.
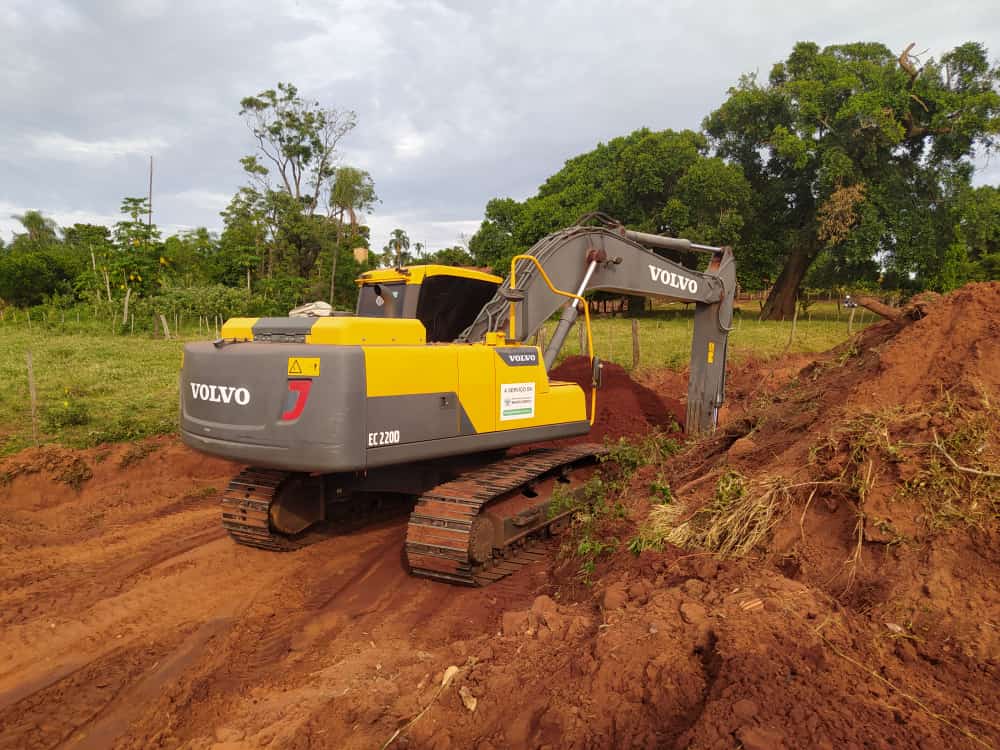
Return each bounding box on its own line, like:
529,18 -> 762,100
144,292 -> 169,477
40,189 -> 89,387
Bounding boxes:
848,306 -> 857,335
26,352 -> 38,446
783,300 -> 799,354
159,314 -> 171,340
27,310 -> 31,331
122,287 -> 132,326
631,319 -> 640,369
578,323 -> 586,355
538,326 -> 547,353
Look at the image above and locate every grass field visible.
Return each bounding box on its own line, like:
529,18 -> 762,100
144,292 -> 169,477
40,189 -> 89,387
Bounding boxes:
0,301 -> 874,455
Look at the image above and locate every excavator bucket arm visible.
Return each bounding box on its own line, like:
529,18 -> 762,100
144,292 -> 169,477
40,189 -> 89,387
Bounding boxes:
459,224 -> 736,433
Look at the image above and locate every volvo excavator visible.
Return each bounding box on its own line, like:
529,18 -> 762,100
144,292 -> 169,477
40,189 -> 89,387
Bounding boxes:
180,216 -> 736,585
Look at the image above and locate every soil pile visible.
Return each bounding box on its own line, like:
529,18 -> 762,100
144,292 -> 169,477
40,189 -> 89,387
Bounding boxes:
550,355 -> 686,442
379,282 -> 999,749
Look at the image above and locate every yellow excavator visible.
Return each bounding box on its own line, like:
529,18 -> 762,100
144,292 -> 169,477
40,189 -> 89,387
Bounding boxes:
180,216 -> 736,585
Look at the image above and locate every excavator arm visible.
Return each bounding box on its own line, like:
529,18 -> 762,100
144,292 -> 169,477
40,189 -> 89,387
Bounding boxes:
459,221 -> 736,433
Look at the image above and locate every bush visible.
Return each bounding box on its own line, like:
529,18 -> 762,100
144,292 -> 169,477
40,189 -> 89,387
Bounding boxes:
43,399 -> 91,430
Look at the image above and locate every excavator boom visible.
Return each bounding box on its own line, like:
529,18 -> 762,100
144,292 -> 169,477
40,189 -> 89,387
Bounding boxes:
462,222 -> 736,432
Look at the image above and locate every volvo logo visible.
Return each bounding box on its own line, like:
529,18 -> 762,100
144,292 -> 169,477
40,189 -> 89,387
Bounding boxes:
190,382 -> 251,406
649,265 -> 699,294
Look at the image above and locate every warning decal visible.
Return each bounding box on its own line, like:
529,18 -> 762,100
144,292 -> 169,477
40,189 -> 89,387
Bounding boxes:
500,382 -> 535,421
287,357 -> 321,377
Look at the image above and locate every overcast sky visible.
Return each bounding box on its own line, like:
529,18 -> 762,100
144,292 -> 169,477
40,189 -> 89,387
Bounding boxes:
1,0 -> 998,253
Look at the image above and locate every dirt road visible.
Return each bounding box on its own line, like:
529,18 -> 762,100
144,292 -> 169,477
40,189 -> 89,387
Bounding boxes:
0,439 -> 554,750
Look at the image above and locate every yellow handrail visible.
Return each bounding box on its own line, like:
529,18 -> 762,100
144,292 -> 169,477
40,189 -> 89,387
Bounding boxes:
509,254 -> 597,426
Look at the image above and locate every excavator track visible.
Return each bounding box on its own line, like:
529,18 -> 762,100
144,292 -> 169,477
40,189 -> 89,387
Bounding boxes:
405,443 -> 606,586
220,468 -> 316,551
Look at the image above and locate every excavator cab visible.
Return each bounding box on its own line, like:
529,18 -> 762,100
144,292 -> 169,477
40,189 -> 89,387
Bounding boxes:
356,265 -> 502,342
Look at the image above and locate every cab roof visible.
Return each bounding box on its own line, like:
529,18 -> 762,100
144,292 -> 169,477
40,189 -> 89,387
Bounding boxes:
356,264 -> 502,286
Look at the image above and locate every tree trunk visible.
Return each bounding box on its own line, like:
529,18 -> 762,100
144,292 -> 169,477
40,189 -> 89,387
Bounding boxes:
855,296 -> 903,322
760,242 -> 818,320
329,247 -> 339,305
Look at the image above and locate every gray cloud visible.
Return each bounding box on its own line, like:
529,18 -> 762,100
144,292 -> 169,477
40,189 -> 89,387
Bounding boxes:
1,0 -> 997,253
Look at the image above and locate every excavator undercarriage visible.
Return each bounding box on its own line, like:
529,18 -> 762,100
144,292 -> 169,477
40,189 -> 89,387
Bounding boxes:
220,443 -> 605,585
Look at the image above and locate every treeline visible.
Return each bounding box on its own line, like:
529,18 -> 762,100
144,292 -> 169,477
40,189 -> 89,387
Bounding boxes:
4,44 -> 999,322
468,41 -> 1000,319
0,83 -> 472,319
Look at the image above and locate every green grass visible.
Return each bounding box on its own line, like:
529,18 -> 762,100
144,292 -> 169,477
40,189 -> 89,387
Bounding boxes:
0,314 -> 190,455
551,300 -> 875,372
0,300 -> 870,455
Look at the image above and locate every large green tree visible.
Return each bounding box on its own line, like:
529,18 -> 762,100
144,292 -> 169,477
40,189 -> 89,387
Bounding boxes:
0,210 -> 77,305
231,83 -> 359,281
469,128 -> 752,281
706,41 -> 1000,318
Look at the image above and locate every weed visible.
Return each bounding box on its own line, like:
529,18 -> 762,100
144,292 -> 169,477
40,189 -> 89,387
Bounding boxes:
118,442 -> 160,469
42,399 -> 91,430
54,456 -> 93,491
602,431 -> 681,481
633,471 -> 809,558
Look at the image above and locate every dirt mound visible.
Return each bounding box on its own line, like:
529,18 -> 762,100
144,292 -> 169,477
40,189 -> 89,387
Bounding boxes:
626,282 -> 999,748
550,355 -> 685,442
384,283 -> 1000,749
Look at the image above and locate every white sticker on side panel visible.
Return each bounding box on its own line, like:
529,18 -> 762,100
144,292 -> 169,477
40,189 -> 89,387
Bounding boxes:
500,382 -> 535,421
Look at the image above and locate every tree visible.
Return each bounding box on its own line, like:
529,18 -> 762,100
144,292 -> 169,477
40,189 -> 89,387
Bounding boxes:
108,197 -> 164,296
952,183 -> 1000,281
10,210 -> 59,245
469,197 -> 521,271
424,245 -> 475,266
383,228 -> 411,267
469,128 -> 752,279
329,166 -> 378,301
0,210 -> 77,305
706,41 -> 1000,318
239,82 -> 357,215
230,83 -> 359,284
330,166 -> 377,236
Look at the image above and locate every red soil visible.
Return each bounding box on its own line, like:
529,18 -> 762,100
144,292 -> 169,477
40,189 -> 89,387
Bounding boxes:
0,284 -> 996,749
550,356 -> 686,442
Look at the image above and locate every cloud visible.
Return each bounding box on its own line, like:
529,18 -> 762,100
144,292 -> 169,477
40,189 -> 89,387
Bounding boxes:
0,0 -> 998,254
0,199 -> 119,240
27,133 -> 168,164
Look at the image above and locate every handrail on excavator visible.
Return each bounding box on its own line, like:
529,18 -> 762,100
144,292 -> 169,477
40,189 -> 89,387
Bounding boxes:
509,253 -> 598,426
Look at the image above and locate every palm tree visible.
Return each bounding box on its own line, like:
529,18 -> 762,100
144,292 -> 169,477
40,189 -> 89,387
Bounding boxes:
328,167 -> 378,302
12,210 -> 59,244
386,228 -> 410,268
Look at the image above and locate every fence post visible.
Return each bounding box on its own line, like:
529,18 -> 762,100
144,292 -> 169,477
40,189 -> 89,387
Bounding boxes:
578,323 -> 586,355
631,319 -> 640,369
26,352 -> 38,446
122,287 -> 132,326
